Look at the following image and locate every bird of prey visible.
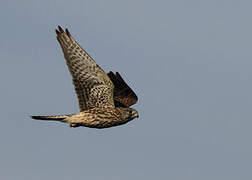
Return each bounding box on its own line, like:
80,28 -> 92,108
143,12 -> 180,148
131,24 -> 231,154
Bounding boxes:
31,26 -> 139,129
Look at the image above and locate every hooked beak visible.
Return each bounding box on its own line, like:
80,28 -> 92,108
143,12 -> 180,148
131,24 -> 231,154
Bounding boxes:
134,112 -> 139,118
131,109 -> 139,119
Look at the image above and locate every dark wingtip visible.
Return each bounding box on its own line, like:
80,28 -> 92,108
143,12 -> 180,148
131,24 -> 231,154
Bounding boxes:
55,29 -> 60,35
115,72 -> 122,78
115,72 -> 124,82
58,25 -> 64,32
107,71 -> 114,76
65,28 -> 71,37
107,71 -> 117,82
55,26 -> 72,38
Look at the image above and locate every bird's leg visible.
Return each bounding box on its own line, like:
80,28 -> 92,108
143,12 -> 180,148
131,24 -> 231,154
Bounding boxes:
69,122 -> 79,127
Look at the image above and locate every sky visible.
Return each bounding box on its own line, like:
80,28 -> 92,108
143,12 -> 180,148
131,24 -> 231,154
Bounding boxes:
1,0 -> 252,179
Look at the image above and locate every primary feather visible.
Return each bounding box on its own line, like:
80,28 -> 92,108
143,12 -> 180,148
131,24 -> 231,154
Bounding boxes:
32,26 -> 139,129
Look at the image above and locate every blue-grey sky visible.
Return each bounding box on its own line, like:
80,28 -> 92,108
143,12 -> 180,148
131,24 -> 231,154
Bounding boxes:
1,0 -> 252,179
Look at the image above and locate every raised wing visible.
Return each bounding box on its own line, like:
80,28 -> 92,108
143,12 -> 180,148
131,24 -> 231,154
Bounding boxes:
107,71 -> 138,107
56,26 -> 114,111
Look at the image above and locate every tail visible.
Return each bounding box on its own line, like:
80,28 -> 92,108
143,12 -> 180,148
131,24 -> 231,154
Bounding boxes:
31,114 -> 72,122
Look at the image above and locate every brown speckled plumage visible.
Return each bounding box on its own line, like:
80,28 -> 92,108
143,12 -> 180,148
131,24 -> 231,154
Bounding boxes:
31,26 -> 139,129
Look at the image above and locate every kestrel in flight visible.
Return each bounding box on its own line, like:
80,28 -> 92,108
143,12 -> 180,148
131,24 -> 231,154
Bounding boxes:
31,26 -> 139,129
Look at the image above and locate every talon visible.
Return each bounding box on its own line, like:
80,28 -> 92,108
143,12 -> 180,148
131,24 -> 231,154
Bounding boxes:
70,123 -> 78,127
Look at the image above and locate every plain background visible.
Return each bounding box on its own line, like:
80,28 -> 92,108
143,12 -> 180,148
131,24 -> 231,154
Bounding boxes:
1,0 -> 252,179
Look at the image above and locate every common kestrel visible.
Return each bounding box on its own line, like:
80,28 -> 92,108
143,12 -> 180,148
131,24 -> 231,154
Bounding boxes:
31,26 -> 139,129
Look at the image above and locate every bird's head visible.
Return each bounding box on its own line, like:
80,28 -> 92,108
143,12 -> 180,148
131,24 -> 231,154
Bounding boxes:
123,108 -> 139,121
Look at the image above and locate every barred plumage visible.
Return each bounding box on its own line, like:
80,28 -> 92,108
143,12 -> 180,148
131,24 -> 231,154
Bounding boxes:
31,26 -> 139,129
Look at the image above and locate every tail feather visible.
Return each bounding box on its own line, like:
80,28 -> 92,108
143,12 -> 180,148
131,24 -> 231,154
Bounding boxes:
31,114 -> 72,121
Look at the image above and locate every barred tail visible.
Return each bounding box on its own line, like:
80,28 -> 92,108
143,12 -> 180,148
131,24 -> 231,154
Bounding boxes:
31,114 -> 72,122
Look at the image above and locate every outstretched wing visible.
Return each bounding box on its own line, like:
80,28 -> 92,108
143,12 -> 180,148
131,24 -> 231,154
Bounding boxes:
107,71 -> 138,107
56,26 -> 114,111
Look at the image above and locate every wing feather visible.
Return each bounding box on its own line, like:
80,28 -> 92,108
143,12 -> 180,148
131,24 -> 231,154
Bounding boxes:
107,71 -> 138,107
56,26 -> 114,111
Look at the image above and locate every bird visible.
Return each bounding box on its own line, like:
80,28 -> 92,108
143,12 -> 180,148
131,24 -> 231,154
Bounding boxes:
31,26 -> 139,129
